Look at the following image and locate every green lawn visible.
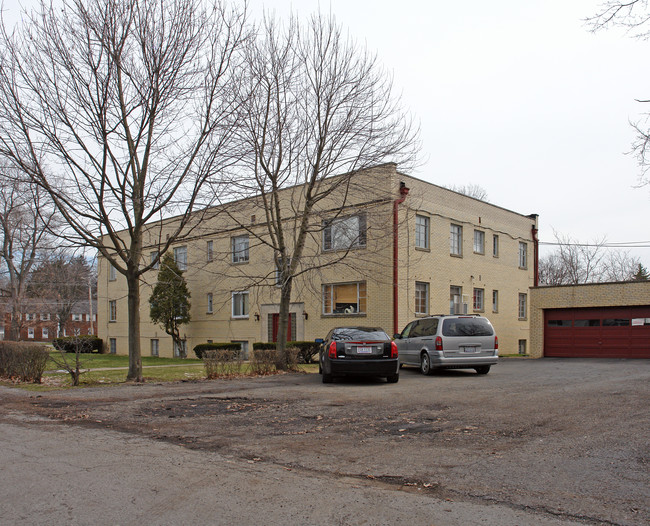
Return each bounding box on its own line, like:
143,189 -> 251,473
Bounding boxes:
46,352 -> 203,370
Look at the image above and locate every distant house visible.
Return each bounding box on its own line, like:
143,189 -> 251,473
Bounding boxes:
98,164 -> 538,358
0,299 -> 98,342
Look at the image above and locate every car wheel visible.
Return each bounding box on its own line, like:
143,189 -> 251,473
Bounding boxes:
420,353 -> 433,375
386,374 -> 399,383
475,365 -> 491,375
322,373 -> 333,383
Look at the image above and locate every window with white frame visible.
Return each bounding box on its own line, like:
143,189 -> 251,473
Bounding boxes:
415,215 -> 430,249
519,242 -> 528,269
207,293 -> 213,314
151,339 -> 159,357
72,313 -> 82,322
109,264 -> 117,281
28,327 -> 35,339
109,300 -> 117,322
493,235 -> 499,257
415,282 -> 429,315
232,291 -> 249,318
322,282 -> 367,315
150,251 -> 160,270
110,338 -> 117,354
518,339 -> 527,355
473,288 -> 484,311
450,224 -> 462,256
40,313 -> 50,321
206,240 -> 214,262
518,293 -> 527,319
25,313 -> 35,321
450,286 -> 462,314
42,327 -> 49,339
492,290 -> 499,312
323,214 -> 367,251
174,246 -> 188,270
231,236 -> 249,263
473,230 -> 485,254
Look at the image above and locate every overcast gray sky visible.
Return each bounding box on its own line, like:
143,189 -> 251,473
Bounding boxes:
250,0 -> 650,264
6,0 -> 650,265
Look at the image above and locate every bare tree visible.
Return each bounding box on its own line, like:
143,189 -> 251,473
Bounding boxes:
221,13 -> 419,368
445,184 -> 489,201
0,0 -> 248,380
0,167 -> 56,340
539,231 -> 641,285
587,1 -> 650,187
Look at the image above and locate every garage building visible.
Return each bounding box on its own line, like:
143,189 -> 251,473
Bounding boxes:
530,281 -> 650,359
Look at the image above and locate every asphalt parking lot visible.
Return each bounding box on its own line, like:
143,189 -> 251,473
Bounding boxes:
1,358 -> 648,525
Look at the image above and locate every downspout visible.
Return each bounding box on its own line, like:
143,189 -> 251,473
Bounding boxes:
393,182 -> 410,336
531,223 -> 539,287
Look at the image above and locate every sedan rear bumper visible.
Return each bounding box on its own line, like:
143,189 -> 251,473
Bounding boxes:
327,358 -> 399,377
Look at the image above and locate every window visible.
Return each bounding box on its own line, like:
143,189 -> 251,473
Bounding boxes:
40,313 -> 50,321
109,300 -> 117,322
322,282 -> 367,315
323,214 -> 367,251
450,224 -> 462,256
231,340 -> 249,359
473,288 -> 484,311
174,246 -> 188,270
415,215 -> 430,249
42,327 -> 49,339
109,264 -> 117,281
548,319 -> 572,327
493,235 -> 499,257
207,293 -> 213,314
473,230 -> 485,254
25,313 -> 34,321
150,251 -> 160,270
232,291 -> 249,318
231,236 -> 249,263
492,290 -> 498,313
74,328 -> 81,336
28,327 -> 35,339
415,282 -> 429,315
206,240 -> 214,262
518,340 -> 527,355
72,313 -> 82,322
151,339 -> 159,357
109,338 -> 117,354
518,293 -> 527,319
450,286 -> 463,314
174,340 -> 187,357
519,242 -> 528,269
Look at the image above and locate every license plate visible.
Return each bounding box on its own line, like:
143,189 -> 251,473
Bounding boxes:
462,346 -> 478,353
356,346 -> 373,354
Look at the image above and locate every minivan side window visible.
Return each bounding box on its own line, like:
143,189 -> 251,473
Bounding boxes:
419,318 -> 439,336
400,322 -> 415,338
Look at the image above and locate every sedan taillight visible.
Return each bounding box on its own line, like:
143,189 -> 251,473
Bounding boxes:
328,341 -> 337,359
390,341 -> 398,359
435,336 -> 443,351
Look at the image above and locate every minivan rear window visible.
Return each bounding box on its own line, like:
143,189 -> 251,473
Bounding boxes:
442,317 -> 494,337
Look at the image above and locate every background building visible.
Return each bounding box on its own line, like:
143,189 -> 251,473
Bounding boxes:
98,164 -> 537,358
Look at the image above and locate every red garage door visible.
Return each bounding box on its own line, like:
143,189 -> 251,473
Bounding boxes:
544,306 -> 650,358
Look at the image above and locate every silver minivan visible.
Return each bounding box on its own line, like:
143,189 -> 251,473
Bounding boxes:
394,315 -> 498,375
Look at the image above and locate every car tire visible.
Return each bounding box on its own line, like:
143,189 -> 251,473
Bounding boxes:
420,353 -> 433,375
322,373 -> 333,383
386,374 -> 399,383
475,365 -> 491,375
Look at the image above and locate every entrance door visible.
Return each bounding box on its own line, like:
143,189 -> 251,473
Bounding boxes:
269,313 -> 296,342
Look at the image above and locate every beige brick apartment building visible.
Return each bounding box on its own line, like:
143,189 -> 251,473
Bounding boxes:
98,164 -> 538,358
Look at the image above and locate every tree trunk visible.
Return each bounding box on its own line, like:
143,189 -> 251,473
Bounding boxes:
126,270 -> 143,382
275,276 -> 293,370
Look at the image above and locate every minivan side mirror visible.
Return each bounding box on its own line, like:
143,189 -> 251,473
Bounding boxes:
393,333 -> 401,339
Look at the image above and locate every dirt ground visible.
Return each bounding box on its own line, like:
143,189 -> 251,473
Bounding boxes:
1,358 -> 648,525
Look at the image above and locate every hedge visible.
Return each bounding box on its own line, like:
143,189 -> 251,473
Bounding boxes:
0,341 -> 50,383
253,341 -> 320,364
52,335 -> 103,353
193,342 -> 242,359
